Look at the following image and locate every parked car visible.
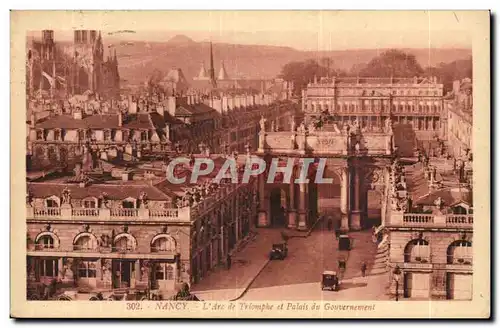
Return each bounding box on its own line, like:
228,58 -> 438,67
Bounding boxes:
269,243 -> 288,260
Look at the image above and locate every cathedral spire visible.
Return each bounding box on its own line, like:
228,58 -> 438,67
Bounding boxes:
209,42 -> 217,88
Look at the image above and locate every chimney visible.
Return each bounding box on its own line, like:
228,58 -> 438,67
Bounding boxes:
73,108 -> 83,120
167,96 -> 176,116
118,111 -> 123,127
453,80 -> 461,95
74,162 -> 82,177
121,171 -> 129,181
186,95 -> 191,105
156,104 -> 165,117
222,96 -> 228,113
129,96 -> 137,114
30,113 -> 36,128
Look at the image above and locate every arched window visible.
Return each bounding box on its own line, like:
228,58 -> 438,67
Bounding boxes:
404,239 -> 430,263
113,233 -> 137,252
82,197 -> 97,209
35,231 -> 59,250
37,235 -> 54,249
452,205 -> 468,215
151,235 -> 177,252
73,233 -> 98,251
122,197 -> 136,208
447,240 -> 472,264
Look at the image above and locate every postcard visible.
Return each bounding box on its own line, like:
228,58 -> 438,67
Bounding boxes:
10,10 -> 490,318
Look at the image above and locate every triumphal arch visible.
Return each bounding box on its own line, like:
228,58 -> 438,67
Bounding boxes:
254,115 -> 395,232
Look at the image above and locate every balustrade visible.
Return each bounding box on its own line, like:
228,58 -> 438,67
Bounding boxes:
403,214 -> 434,224
110,208 -> 139,217
33,207 -> 61,217
446,214 -> 473,226
72,208 -> 99,217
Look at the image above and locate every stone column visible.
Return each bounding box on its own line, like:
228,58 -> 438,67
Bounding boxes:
257,173 -> 269,227
350,167 -> 362,230
297,182 -> 307,231
340,166 -> 349,232
287,171 -> 297,229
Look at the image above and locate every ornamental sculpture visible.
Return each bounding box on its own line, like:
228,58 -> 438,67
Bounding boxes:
259,116 -> 267,132
61,187 -> 71,205
139,191 -> 148,209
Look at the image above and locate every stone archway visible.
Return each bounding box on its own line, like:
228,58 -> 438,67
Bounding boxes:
269,187 -> 287,227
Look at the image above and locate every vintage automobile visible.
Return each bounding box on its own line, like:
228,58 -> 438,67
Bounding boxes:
338,234 -> 352,251
269,243 -> 288,260
321,270 -> 339,291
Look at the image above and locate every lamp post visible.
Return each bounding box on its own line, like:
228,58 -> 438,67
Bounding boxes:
393,265 -> 401,301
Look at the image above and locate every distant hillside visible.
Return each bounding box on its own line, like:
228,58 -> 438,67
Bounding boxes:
100,36 -> 471,86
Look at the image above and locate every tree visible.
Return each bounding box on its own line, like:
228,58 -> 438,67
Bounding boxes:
425,56 -> 472,93
358,49 -> 424,77
280,59 -> 342,96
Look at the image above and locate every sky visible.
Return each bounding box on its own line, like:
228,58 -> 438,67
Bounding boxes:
26,11 -> 472,51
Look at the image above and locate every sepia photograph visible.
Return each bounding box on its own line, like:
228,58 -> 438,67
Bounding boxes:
10,10 -> 490,318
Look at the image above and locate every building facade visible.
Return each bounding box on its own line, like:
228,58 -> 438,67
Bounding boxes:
26,151 -> 258,300
302,76 -> 445,140
384,157 -> 473,300
445,78 -> 473,159
26,30 -> 120,100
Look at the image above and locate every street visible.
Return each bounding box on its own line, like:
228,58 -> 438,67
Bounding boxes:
240,223 -> 391,301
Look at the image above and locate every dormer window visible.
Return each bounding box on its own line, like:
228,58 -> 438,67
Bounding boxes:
141,131 -> 149,142
83,198 -> 97,208
54,129 -> 61,141
78,129 -> 86,141
104,129 -> 111,141
45,197 -> 60,208
36,130 -> 44,140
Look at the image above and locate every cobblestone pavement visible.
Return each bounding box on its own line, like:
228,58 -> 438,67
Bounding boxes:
191,228 -> 285,301
241,226 -> 391,301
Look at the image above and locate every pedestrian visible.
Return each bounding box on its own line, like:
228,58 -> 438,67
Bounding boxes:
361,262 -> 367,277
226,254 -> 232,270
327,219 -> 333,231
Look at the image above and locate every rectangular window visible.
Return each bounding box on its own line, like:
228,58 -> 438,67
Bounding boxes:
39,259 -> 58,278
78,261 -> 97,278
46,199 -> 58,208
83,200 -> 96,208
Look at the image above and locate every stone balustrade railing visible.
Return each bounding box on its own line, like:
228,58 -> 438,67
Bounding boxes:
390,213 -> 473,228
27,205 -> 192,222
402,213 -> 434,225
446,214 -> 474,227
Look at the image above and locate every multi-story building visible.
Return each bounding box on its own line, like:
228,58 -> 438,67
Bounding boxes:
444,78 -> 473,159
302,76 -> 445,141
26,150 -> 258,299
27,89 -> 293,171
384,156 -> 473,300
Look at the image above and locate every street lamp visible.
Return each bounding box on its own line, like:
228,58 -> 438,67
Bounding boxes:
393,265 -> 401,301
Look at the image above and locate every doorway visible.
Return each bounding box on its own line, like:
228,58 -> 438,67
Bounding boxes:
112,260 -> 133,289
269,188 -> 286,227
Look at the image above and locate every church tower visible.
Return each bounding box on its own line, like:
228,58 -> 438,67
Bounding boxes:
39,30 -> 56,95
